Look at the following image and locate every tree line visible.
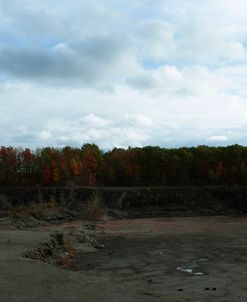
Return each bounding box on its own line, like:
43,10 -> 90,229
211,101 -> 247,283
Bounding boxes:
0,144 -> 247,186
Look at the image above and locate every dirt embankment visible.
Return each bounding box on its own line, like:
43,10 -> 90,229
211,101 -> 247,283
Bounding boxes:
1,186 -> 247,218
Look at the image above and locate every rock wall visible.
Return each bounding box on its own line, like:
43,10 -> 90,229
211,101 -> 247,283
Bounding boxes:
0,186 -> 247,215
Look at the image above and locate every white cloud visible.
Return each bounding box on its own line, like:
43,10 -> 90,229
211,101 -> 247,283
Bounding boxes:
1,78 -> 247,149
208,135 -> 229,142
83,114 -> 112,127
1,1 -> 247,148
38,130 -> 52,140
125,114 -> 153,127
137,20 -> 176,60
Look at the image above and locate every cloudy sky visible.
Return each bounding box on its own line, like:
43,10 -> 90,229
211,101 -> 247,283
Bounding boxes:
1,0 -> 247,149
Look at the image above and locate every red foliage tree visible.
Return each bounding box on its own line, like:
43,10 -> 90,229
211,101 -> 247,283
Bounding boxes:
42,166 -> 52,185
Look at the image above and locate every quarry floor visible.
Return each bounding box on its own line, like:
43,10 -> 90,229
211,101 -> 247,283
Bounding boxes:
0,216 -> 247,302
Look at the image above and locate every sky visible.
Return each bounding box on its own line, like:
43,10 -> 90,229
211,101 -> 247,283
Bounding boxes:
1,0 -> 247,149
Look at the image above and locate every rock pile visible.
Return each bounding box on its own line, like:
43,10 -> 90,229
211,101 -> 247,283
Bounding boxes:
23,233 -> 73,266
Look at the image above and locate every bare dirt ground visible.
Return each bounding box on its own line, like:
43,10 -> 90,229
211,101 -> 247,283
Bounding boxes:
1,216 -> 247,302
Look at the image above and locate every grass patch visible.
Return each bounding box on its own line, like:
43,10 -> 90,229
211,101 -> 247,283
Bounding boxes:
8,200 -> 58,220
81,192 -> 105,221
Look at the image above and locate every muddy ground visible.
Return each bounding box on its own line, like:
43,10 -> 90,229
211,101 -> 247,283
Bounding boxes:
0,216 -> 247,302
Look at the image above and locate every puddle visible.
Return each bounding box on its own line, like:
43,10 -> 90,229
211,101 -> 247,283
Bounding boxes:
176,258 -> 208,276
177,267 -> 194,274
194,272 -> 204,276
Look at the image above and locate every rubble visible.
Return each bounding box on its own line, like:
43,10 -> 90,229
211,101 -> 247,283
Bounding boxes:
84,223 -> 96,231
23,233 -> 76,267
89,239 -> 104,249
